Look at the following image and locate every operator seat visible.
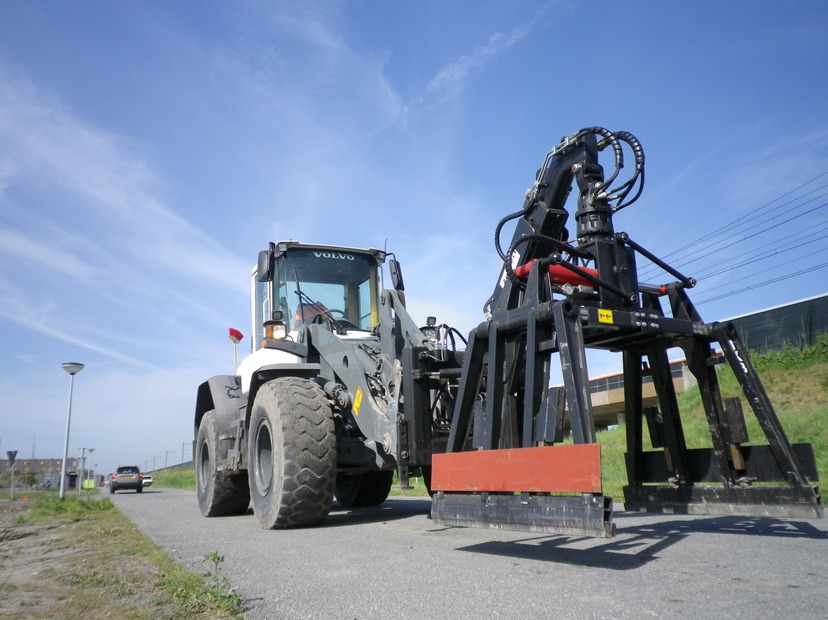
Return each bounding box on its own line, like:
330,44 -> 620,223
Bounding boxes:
294,301 -> 328,329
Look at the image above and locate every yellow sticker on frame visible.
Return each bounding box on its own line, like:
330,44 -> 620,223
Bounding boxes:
353,386 -> 363,416
598,309 -> 614,324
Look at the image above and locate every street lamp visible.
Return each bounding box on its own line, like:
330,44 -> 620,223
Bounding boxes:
59,362 -> 84,500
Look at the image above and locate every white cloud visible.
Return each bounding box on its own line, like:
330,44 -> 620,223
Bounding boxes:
0,59 -> 250,352
0,228 -> 97,281
406,8 -> 545,116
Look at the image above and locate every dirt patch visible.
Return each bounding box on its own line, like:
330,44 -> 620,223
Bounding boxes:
0,497 -> 80,618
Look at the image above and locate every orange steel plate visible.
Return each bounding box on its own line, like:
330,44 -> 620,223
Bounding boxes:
431,444 -> 602,494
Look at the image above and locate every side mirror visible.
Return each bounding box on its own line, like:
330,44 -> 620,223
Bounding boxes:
389,258 -> 404,291
256,247 -> 273,282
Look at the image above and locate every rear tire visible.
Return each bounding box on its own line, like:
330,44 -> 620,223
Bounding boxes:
334,474 -> 362,507
334,470 -> 393,507
354,470 -> 393,506
196,411 -> 250,516
248,377 -> 336,528
136,485 -> 143,493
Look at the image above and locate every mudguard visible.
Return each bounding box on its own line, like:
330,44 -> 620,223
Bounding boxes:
194,375 -> 244,467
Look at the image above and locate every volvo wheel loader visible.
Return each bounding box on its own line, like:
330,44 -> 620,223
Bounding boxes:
194,127 -> 822,537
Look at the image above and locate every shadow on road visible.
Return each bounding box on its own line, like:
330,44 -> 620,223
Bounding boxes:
325,497 -> 432,528
455,513 -> 826,569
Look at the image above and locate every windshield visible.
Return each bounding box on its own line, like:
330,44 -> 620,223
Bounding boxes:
253,248 -> 381,345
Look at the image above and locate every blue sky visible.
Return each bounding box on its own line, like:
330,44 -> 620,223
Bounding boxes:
1,1 -> 826,477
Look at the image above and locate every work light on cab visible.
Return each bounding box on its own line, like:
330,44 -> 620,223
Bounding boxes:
263,312 -> 287,341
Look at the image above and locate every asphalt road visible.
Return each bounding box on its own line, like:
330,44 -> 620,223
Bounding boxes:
111,488 -> 828,619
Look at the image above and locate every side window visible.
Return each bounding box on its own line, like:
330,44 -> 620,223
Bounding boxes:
254,276 -> 270,350
357,278 -> 373,329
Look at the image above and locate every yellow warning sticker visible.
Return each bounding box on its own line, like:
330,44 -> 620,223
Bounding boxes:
598,309 -> 614,324
353,386 -> 363,416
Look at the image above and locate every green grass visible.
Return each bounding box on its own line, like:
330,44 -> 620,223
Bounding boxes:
152,462 -> 430,496
599,340 -> 828,499
391,471 -> 430,496
16,495 -> 244,618
752,332 -> 828,372
150,464 -> 195,489
23,494 -> 113,521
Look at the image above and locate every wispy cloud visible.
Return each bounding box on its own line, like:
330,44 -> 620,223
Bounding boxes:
405,7 -> 548,118
0,59 -> 249,363
423,27 -> 532,103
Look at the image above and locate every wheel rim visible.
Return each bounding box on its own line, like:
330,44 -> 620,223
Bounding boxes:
198,438 -> 210,490
253,418 -> 273,496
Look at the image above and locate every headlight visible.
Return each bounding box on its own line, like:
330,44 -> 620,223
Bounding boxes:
264,320 -> 287,340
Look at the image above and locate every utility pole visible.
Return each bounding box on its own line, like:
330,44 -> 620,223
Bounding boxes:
6,451 -> 17,501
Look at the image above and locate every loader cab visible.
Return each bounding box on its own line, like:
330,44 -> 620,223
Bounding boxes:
252,242 -> 386,349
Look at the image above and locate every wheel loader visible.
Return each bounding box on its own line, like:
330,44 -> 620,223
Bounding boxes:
194,127 -> 822,537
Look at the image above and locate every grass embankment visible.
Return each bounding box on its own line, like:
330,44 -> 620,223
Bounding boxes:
157,335 -> 828,502
151,466 -> 195,489
599,335 -> 828,499
1,495 -> 243,619
152,463 -> 430,496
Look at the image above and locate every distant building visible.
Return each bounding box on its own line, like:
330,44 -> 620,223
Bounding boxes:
0,458 -> 98,490
725,293 -> 827,353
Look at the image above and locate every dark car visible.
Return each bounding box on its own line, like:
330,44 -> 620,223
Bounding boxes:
110,466 -> 144,494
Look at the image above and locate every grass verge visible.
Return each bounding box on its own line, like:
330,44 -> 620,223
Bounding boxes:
0,494 -> 243,619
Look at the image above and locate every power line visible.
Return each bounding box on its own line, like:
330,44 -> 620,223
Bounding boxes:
649,169 -> 828,265
695,260 -> 828,305
688,221 -> 828,281
638,194 -> 828,281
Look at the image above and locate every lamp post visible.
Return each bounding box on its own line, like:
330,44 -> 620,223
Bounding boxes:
59,362 -> 84,500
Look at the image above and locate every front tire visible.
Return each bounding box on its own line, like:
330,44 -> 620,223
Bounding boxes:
196,411 -> 250,516
248,377 -> 336,528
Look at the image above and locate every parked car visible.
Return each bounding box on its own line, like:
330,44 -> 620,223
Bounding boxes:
142,474 -> 154,487
109,466 -> 144,494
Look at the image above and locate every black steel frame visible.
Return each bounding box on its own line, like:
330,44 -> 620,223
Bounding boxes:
432,128 -> 822,537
